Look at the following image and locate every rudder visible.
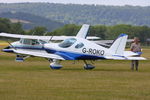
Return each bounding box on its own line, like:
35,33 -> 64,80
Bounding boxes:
109,33 -> 128,55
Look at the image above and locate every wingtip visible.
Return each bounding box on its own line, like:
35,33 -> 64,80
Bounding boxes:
117,33 -> 128,38
120,33 -> 127,36
82,24 -> 90,28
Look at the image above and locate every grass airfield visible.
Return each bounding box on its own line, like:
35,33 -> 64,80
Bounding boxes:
0,44 -> 150,100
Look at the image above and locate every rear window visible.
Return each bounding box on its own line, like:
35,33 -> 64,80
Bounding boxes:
59,38 -> 77,48
75,43 -> 84,49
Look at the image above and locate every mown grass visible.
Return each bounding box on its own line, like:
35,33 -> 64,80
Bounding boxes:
0,45 -> 150,100
0,41 -> 8,46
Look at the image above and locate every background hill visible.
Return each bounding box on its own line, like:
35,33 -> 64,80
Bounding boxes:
0,3 -> 150,26
0,12 -> 64,31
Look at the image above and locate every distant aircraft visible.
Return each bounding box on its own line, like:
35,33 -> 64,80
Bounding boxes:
0,24 -> 146,70
0,24 -> 100,51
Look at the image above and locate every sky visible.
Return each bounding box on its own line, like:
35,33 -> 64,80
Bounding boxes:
0,0 -> 150,6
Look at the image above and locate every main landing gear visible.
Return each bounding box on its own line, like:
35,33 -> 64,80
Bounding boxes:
15,55 -> 29,62
49,59 -> 63,69
48,59 -> 95,70
83,60 -> 95,70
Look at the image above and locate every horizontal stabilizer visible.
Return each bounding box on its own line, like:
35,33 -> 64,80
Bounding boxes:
123,51 -> 139,57
126,57 -> 146,60
105,56 -> 146,60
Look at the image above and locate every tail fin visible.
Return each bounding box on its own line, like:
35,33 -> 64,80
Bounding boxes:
109,33 -> 128,55
76,24 -> 90,39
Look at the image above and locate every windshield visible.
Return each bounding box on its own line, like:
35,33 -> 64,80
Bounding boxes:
39,40 -> 47,44
59,38 -> 77,48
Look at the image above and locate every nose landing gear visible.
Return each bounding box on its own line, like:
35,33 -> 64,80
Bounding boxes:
49,59 -> 63,69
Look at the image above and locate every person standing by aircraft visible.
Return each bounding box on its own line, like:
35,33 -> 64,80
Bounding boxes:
130,37 -> 142,71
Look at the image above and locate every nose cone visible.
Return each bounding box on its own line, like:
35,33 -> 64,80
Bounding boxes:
2,46 -> 14,53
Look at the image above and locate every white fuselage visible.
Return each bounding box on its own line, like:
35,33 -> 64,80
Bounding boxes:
44,37 -> 111,60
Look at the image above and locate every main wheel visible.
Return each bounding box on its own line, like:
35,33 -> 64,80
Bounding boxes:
84,64 -> 95,70
50,62 -> 63,69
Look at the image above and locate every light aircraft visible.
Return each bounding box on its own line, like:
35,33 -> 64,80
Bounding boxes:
0,24 -> 100,52
0,24 -> 146,70
0,24 -> 99,42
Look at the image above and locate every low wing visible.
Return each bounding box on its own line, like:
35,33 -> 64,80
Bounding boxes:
13,49 -> 65,60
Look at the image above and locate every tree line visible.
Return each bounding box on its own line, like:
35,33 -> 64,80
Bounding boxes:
0,3 -> 150,26
0,18 -> 150,43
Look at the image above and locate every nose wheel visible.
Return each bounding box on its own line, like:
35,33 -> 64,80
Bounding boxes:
83,60 -> 95,70
49,59 -> 63,69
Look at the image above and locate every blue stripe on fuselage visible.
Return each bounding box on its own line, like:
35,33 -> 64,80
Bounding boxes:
3,46 -> 106,60
45,48 -> 106,60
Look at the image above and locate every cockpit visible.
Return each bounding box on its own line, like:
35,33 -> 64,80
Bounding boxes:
20,39 -> 47,45
59,38 -> 77,48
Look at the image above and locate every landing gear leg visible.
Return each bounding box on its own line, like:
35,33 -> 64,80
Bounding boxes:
83,60 -> 95,70
49,59 -> 63,69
